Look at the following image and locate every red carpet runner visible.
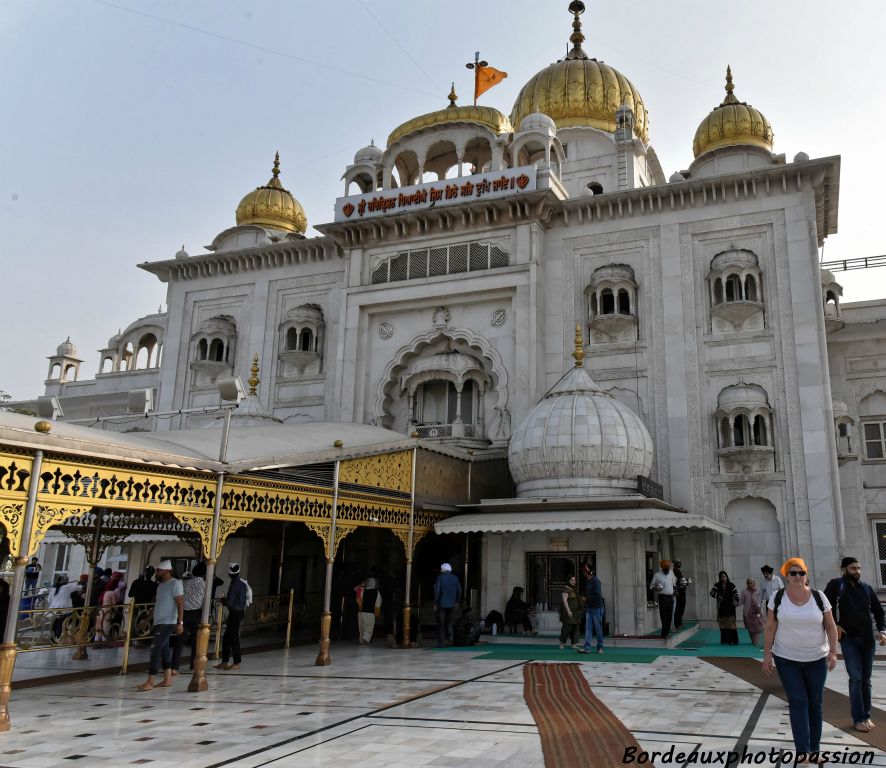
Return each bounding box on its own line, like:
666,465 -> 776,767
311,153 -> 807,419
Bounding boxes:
523,662 -> 642,767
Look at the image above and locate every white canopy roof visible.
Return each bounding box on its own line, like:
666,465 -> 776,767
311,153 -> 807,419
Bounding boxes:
434,507 -> 731,535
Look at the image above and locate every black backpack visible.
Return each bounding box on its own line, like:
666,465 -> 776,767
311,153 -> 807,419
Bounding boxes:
772,588 -> 824,619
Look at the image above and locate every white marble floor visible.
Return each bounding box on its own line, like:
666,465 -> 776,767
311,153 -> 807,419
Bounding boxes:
0,645 -> 883,767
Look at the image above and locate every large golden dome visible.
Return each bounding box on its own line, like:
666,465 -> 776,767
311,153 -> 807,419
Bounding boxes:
510,2 -> 649,143
235,153 -> 307,234
693,67 -> 774,159
387,85 -> 512,147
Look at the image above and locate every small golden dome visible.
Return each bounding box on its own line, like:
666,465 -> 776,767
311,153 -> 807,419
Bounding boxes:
387,84 -> 512,147
235,153 -> 307,234
692,67 -> 774,159
510,2 -> 649,143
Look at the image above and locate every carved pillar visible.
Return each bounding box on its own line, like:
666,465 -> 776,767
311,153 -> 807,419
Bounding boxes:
189,471 -> 224,693
477,387 -> 486,439
402,448 -> 417,649
452,384 -> 465,438
73,508 -> 103,661
0,448 -> 44,731
316,462 -> 340,666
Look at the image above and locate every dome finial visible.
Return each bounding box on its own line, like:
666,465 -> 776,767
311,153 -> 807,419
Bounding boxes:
722,65 -> 738,105
565,1 -> 588,60
448,82 -> 457,107
572,324 -> 585,368
272,151 -> 281,179
248,353 -> 260,396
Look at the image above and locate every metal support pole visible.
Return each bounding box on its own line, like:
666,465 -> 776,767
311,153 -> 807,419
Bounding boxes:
315,461 -> 339,666
73,508 -> 103,661
120,600 -> 136,674
285,588 -> 294,649
402,448 -> 417,649
276,524 -> 286,594
188,470 -> 224,693
464,533 -> 470,607
0,448 -> 44,731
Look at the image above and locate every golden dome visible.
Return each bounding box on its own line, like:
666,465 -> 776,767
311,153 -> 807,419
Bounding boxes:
510,2 -> 649,143
387,84 -> 512,147
235,153 -> 307,234
692,67 -> 774,159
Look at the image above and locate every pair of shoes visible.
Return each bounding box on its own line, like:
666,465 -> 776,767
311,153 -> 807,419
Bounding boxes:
558,643 -> 565,650
230,663 -> 240,670
865,718 -> 876,729
596,648 -> 604,654
214,662 -> 231,670
854,722 -> 871,732
576,648 -> 589,654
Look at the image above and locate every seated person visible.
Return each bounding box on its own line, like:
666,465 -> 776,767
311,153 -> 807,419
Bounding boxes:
505,587 -> 537,635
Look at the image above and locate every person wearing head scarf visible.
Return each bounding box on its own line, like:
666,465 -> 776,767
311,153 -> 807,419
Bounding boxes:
823,556 -> 886,732
710,571 -> 740,645
558,575 -> 581,650
738,578 -> 764,646
649,559 -> 677,638
505,586 -> 535,636
433,563 -> 462,648
356,576 -> 382,645
762,557 -> 838,757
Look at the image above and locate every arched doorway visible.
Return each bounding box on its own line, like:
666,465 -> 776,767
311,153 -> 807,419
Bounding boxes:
723,497 -> 782,585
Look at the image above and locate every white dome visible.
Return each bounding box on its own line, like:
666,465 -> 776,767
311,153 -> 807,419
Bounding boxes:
508,364 -> 653,498
175,244 -> 190,259
518,111 -> 556,137
56,337 -> 78,357
354,140 -> 382,164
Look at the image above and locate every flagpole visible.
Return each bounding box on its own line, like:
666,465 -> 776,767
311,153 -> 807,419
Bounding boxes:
473,51 -> 479,105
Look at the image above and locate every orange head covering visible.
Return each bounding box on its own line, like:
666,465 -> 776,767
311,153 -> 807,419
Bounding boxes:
781,557 -> 808,579
659,559 -> 671,568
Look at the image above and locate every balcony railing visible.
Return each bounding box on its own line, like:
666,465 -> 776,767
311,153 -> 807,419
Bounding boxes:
413,423 -> 480,439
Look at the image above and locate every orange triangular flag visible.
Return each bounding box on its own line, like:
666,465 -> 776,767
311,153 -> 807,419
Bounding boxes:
475,65 -> 508,102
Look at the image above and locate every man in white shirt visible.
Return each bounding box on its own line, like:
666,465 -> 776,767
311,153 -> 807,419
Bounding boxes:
649,560 -> 678,638
758,564 -> 784,614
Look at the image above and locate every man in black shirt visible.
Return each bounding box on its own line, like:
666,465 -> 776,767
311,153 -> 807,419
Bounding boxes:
824,556 -> 886,733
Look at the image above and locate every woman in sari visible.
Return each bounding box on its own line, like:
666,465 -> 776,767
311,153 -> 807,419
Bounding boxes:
710,570 -> 739,645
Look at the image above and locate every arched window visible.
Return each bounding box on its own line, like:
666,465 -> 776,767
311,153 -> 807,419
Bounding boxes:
733,415 -> 749,447
600,288 -> 615,315
197,339 -> 208,360
725,274 -> 742,302
299,328 -> 314,352
100,356 -> 113,374
49,363 -> 61,380
753,415 -> 768,446
713,278 -> 724,305
209,338 -> 225,362
617,289 -> 631,315
745,275 -> 758,302
136,347 -> 151,369
286,328 -> 298,351
719,417 -> 731,448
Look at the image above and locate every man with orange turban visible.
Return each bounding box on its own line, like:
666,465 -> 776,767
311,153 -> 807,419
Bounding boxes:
649,559 -> 677,638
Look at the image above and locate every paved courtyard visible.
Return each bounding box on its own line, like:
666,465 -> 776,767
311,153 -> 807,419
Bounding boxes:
0,643 -> 884,767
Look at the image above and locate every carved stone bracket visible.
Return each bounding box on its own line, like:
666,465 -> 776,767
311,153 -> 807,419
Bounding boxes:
172,513 -> 215,558
217,517 -> 250,555
411,529 -> 432,555
0,504 -> 24,558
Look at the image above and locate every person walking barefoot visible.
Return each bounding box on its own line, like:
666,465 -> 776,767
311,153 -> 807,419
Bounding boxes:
137,560 -> 184,691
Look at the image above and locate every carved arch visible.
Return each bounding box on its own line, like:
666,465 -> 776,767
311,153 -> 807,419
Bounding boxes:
374,326 -> 510,429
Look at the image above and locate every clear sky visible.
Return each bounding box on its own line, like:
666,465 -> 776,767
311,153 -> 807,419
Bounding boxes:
1,0 -> 884,398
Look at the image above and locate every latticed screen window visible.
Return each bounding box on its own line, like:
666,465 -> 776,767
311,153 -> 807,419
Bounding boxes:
863,422 -> 886,459
369,240 -> 509,285
874,521 -> 886,587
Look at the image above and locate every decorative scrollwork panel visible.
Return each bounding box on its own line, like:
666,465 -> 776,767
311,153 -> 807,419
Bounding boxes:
333,524 -> 357,557
30,504 -> 89,556
172,513 -> 215,558
0,503 -> 25,557
339,451 -> 412,493
217,517 -> 250,554
303,521 -> 331,556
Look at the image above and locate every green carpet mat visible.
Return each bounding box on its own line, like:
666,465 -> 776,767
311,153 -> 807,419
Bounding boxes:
430,628 -> 763,663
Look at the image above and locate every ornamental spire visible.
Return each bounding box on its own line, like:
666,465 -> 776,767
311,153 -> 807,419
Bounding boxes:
572,325 -> 585,368
722,65 -> 738,105
565,1 -> 588,61
248,354 -> 260,396
447,82 -> 457,108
